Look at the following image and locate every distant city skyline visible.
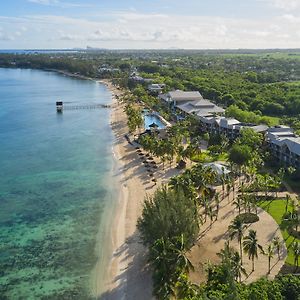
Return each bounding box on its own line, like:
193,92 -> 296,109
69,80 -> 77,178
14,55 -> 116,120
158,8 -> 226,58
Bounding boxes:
0,0 -> 300,49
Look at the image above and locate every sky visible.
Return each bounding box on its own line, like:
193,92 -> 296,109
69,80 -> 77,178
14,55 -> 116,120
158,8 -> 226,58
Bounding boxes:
0,0 -> 300,49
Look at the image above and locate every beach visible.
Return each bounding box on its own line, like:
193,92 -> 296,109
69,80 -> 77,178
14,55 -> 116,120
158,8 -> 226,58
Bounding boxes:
92,80 -> 154,300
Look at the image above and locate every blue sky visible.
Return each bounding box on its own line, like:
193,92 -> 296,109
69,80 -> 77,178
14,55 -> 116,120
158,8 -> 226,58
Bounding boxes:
0,0 -> 300,49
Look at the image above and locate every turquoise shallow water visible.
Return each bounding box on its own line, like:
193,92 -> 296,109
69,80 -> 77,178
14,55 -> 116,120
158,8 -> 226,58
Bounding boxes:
0,68 -> 116,299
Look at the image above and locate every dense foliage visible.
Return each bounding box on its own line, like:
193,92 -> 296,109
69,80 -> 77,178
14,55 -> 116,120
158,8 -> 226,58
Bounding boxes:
1,49 -> 300,132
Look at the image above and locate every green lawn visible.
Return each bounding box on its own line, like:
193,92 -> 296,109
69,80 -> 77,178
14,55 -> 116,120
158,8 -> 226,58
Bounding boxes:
257,199 -> 300,266
190,152 -> 213,163
190,151 -> 228,163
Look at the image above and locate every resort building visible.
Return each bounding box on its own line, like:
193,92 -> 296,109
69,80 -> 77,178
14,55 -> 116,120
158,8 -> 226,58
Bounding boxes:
158,90 -> 225,121
199,115 -> 268,140
129,72 -> 153,84
148,83 -> 166,94
267,126 -> 300,169
176,99 -> 225,118
159,90 -> 204,106
156,90 -> 300,169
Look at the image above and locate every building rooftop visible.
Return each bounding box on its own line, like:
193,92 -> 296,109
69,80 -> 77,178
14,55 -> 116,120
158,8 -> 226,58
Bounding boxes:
219,118 -> 240,128
176,100 -> 225,116
203,163 -> 231,176
159,90 -> 203,103
272,137 -> 300,155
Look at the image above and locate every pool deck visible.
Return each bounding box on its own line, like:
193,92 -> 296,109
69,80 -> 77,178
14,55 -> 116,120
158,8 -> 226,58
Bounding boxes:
144,111 -> 172,129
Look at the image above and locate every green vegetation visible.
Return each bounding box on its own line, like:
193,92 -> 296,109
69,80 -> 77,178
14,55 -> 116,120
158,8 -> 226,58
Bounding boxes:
235,213 -> 259,224
257,198 -> 300,266
226,105 -> 280,126
1,49 -> 300,131
124,104 -> 143,132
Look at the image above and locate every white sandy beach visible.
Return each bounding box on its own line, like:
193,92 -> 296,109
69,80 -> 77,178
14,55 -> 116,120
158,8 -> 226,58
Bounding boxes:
93,80 -> 155,300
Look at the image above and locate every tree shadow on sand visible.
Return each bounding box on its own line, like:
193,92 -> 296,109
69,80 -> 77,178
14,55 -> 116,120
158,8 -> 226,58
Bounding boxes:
98,230 -> 153,300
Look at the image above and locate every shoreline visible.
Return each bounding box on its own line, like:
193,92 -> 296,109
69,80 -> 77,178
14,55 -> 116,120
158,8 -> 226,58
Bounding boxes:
93,79 -> 154,299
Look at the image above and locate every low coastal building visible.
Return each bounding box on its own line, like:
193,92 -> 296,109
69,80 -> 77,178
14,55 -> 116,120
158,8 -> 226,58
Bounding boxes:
159,90 -> 203,106
176,99 -> 225,118
159,90 -> 225,122
129,72 -> 153,84
156,89 -> 299,169
199,115 -> 268,140
267,126 -> 300,169
148,83 -> 166,94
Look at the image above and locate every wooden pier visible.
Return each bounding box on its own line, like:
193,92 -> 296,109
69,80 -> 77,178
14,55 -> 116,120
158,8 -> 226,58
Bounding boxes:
56,101 -> 110,112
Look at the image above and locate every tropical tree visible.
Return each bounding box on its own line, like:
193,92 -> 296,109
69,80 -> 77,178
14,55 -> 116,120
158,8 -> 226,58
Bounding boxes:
285,194 -> 291,213
214,192 -> 221,220
216,241 -> 247,284
233,196 -> 242,215
272,236 -> 282,260
264,243 -> 274,274
243,229 -> 263,272
228,218 -> 247,263
292,242 -> 300,270
137,186 -> 199,248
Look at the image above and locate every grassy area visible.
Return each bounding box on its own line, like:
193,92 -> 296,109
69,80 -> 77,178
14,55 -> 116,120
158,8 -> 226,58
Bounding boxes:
214,152 -> 228,162
257,199 -> 300,266
263,116 -> 280,126
190,151 -> 228,163
190,152 -> 214,163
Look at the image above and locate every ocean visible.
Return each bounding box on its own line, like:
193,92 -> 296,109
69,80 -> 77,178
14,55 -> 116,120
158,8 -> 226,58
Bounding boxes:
0,68 -> 117,299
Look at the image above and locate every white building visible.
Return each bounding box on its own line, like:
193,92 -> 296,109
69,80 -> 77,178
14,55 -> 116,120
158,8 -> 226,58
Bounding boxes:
267,126 -> 300,169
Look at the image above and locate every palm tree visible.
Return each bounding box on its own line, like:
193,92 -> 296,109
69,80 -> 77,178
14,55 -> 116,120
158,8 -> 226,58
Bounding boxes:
292,241 -> 300,271
200,197 -> 210,223
243,229 -> 263,272
171,234 -> 195,274
217,241 -> 247,283
264,244 -> 274,274
272,236 -> 281,260
226,180 -> 231,203
233,196 -> 242,215
214,192 -> 220,220
232,251 -> 247,282
285,195 -> 291,213
228,218 -> 247,263
207,206 -> 216,228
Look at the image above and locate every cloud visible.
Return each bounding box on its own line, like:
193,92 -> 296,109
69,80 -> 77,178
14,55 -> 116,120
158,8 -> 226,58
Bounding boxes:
1,10 -> 300,49
59,33 -> 80,41
260,0 -> 300,11
27,0 -> 94,8
28,0 -> 59,5
0,32 -> 15,41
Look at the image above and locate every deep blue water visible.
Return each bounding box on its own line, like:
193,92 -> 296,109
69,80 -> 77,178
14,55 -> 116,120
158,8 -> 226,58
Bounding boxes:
0,68 -> 116,299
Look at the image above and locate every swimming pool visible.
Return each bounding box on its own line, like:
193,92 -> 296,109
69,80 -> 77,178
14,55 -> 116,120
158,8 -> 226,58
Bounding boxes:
144,113 -> 166,130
